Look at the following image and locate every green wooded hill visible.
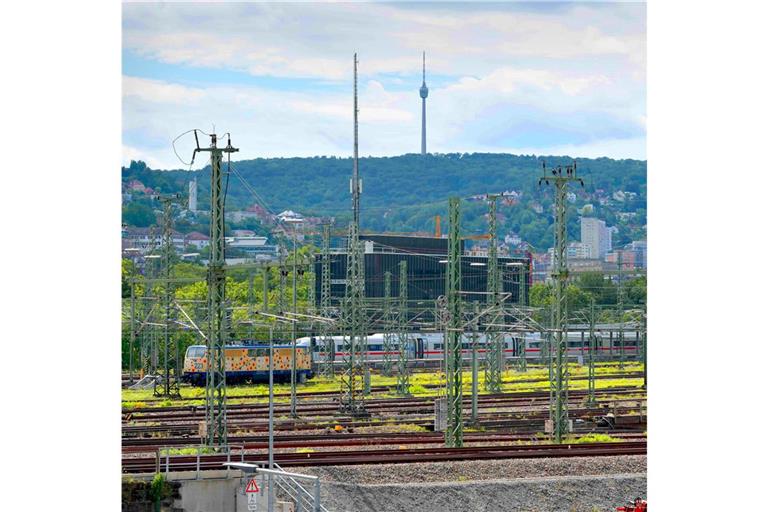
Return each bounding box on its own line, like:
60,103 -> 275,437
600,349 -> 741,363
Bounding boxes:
122,153 -> 646,251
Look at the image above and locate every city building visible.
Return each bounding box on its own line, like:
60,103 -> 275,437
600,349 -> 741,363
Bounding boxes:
546,242 -> 591,262
580,217 -> 612,259
122,227 -> 186,253
606,249 -> 636,270
627,240 -> 647,269
225,236 -> 279,261
185,231 -> 210,249
314,234 -> 531,321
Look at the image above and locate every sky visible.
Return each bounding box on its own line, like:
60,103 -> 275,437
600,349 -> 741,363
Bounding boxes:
122,1 -> 646,170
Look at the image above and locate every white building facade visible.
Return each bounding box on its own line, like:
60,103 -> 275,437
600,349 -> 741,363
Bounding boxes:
580,217 -> 612,259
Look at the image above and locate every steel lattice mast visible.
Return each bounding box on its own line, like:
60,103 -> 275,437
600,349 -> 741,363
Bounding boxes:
142,228 -> 159,376
129,280 -> 136,384
586,298 -> 598,407
196,132 -> 238,448
382,271 -> 394,376
396,260 -> 411,396
539,161 -> 583,443
516,261 -> 528,373
617,251 -> 625,369
484,195 -> 503,393
445,197 -> 463,448
155,194 -> 181,398
339,53 -> 367,416
470,302 -> 480,424
319,221 -> 334,378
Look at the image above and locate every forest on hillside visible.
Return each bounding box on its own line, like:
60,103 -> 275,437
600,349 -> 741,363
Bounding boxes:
122,153 -> 646,251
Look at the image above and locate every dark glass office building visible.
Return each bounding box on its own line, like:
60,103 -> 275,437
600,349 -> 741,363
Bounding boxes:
314,235 -> 531,321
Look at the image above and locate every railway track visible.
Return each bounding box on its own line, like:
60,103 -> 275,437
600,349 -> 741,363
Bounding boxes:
122,440 -> 647,473
123,430 -> 647,453
122,372 -> 643,402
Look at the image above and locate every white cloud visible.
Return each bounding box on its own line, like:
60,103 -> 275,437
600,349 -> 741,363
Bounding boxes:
123,2 -> 645,80
122,3 -> 645,164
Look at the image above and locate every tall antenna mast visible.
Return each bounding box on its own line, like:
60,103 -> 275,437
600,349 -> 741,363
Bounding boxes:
340,53 -> 367,416
352,53 -> 361,227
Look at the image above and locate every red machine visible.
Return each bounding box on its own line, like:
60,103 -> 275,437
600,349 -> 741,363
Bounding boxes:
616,497 -> 647,511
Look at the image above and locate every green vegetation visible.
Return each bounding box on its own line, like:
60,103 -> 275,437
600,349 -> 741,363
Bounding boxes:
149,473 -> 171,504
162,446 -> 215,456
122,153 -> 646,251
564,433 -> 621,444
530,272 -> 646,309
121,364 -> 644,409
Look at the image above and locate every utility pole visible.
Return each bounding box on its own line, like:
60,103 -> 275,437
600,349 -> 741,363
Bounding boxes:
396,260 -> 411,396
642,311 -> 647,389
538,161 -> 583,443
617,251 -> 625,369
339,53 -> 367,416
470,302 -> 480,424
512,261 -> 528,373
444,197 -> 463,448
129,280 -> 136,385
319,221 -> 334,378
248,272 -> 255,340
586,298 -> 597,407
291,226 -> 298,418
142,228 -> 159,376
155,194 -> 181,398
484,195 -> 503,393
262,265 -> 269,314
382,271 -> 394,376
194,131 -> 239,448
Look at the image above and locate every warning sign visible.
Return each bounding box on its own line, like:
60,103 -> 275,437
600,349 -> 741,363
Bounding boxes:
245,478 -> 260,493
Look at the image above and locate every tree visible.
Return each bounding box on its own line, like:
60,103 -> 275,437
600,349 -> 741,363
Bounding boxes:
122,258 -> 137,298
576,272 -> 617,305
123,202 -> 156,227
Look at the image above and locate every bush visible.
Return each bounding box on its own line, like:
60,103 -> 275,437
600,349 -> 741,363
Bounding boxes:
149,473 -> 171,503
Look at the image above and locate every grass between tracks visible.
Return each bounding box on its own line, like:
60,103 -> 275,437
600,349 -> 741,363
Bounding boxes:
121,362 -> 644,411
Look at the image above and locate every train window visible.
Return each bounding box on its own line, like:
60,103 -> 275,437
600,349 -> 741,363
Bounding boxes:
434,343 -> 443,350
368,344 -> 383,351
188,347 -> 205,358
247,348 -> 268,358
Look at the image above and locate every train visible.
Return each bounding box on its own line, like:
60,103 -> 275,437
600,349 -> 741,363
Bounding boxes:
181,327 -> 641,385
182,340 -> 313,386
300,329 -> 641,365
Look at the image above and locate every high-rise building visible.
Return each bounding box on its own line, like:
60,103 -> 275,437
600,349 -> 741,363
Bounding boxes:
188,177 -> 197,212
627,240 -> 647,269
580,217 -> 612,259
419,51 -> 428,156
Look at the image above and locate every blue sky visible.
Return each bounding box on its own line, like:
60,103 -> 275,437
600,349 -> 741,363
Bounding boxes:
122,1 -> 646,169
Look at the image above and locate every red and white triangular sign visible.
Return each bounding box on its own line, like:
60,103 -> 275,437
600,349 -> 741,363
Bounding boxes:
245,479 -> 260,493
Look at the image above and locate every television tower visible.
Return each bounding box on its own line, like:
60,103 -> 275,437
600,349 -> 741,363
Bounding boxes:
420,51 -> 429,156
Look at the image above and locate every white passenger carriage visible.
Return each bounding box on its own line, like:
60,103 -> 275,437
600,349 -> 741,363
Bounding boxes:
301,328 -> 640,365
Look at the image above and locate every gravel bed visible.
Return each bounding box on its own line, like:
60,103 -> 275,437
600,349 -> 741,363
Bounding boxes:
315,472 -> 647,512
303,455 -> 646,484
